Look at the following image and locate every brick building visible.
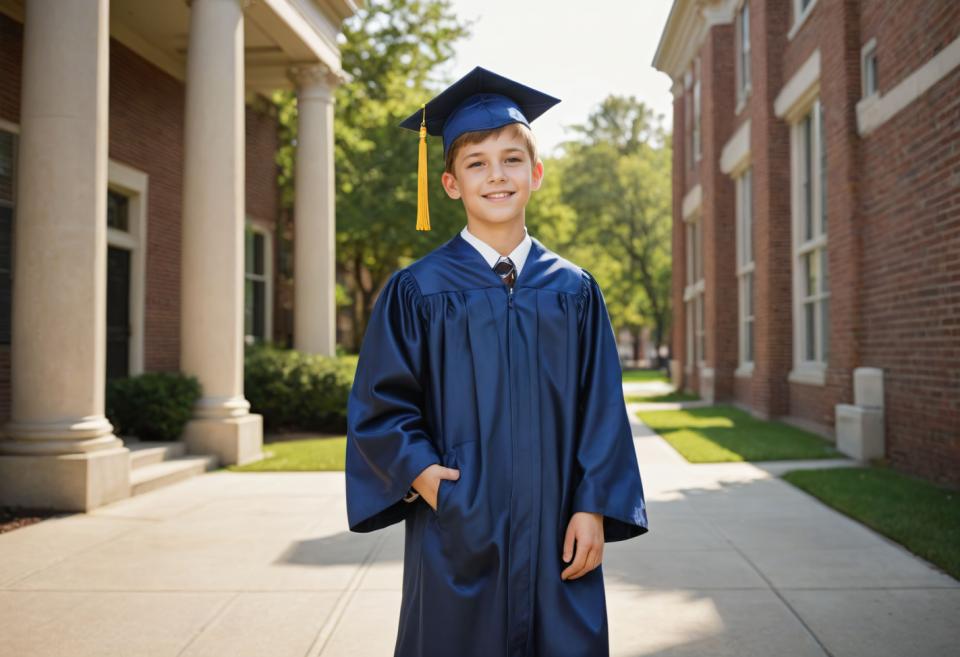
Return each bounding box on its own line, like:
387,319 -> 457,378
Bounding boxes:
0,0 -> 358,511
653,0 -> 959,487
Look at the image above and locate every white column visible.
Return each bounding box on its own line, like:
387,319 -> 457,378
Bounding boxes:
180,0 -> 263,464
290,63 -> 343,356
0,0 -> 130,510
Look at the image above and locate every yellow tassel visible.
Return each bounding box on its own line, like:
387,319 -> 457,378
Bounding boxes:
416,103 -> 431,231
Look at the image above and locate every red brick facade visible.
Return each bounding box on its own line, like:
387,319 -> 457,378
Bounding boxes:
0,12 -> 281,424
662,0 -> 960,487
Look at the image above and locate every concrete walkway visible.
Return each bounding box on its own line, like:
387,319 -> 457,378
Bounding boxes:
1,387 -> 957,656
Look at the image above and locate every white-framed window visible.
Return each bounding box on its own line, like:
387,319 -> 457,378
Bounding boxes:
245,221 -> 273,345
790,98 -> 830,382
105,160 -> 149,380
693,56 -> 702,162
736,167 -> 754,367
861,38 -> 879,98
684,211 -> 705,370
736,0 -> 752,108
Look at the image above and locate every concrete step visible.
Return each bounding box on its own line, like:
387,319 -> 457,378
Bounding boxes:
126,439 -> 187,470
129,454 -> 220,497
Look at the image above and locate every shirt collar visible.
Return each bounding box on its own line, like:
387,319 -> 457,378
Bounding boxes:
459,224 -> 533,275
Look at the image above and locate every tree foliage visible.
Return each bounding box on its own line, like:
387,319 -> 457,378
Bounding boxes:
551,96 -> 673,363
274,0 -> 472,346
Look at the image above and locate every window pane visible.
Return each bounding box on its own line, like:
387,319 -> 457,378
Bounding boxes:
743,2 -> 751,87
696,294 -> 704,362
821,297 -> 829,362
245,228 -> 254,275
106,190 -> 129,232
803,113 -> 813,240
253,233 -> 265,276
746,272 -> 754,317
820,245 -> 829,292
805,301 -> 815,360
0,131 -> 14,203
747,317 -> 754,362
819,102 -> 827,234
244,278 -> 254,335
745,169 -> 753,262
253,280 -> 265,339
804,251 -> 818,297
0,205 -> 10,344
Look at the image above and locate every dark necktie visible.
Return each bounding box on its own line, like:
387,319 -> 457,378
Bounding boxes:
493,256 -> 516,288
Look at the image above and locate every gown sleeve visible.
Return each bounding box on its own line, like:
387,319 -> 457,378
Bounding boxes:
345,269 -> 441,533
571,269 -> 650,542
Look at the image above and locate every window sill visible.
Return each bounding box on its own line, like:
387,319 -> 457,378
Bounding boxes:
735,363 -> 754,378
788,364 -> 826,386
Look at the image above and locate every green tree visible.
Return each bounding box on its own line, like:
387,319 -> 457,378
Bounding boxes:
558,96 -> 673,366
335,0 -> 474,346
274,0 -> 472,348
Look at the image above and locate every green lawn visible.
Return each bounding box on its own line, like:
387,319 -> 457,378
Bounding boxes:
226,435 -> 347,471
636,404 -> 842,462
625,390 -> 701,403
622,369 -> 670,383
783,466 -> 960,581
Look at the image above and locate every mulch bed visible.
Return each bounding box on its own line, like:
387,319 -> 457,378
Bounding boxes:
0,506 -> 74,535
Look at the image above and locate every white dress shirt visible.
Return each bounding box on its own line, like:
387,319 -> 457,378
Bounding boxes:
459,224 -> 532,277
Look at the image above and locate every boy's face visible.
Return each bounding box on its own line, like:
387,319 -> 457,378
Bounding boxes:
440,128 -> 544,229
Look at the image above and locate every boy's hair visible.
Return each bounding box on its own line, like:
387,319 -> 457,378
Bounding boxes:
444,122 -> 538,175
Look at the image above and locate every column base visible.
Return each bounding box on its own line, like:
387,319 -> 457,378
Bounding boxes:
670,359 -> 682,388
182,413 -> 264,466
0,446 -> 131,511
699,366 -> 716,403
836,403 -> 884,461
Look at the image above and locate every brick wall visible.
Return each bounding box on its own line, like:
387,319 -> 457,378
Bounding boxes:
701,23 -> 739,400
108,39 -> 186,373
858,52 -> 960,485
0,13 -> 282,425
244,97 -> 284,346
667,0 -> 959,487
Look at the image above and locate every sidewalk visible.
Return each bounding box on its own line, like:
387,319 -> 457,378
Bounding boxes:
1,387 -> 957,656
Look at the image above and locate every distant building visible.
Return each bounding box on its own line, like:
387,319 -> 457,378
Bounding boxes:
653,0 -> 959,487
0,0 -> 359,510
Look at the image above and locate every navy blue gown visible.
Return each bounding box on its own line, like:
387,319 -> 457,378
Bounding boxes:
345,232 -> 649,657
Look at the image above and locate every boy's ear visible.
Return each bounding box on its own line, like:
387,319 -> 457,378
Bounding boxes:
441,170 -> 462,200
530,158 -> 545,192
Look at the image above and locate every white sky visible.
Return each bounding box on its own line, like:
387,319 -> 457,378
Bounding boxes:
445,0 -> 676,158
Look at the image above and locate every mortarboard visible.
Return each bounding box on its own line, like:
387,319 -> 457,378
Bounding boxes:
398,66 -> 561,230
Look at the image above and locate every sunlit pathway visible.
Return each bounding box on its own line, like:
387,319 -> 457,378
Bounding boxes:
0,382 -> 957,656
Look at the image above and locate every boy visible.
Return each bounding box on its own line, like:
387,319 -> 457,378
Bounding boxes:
345,66 -> 649,657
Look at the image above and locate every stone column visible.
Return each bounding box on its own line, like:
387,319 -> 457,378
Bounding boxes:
289,63 -> 343,356
0,0 -> 131,511
180,0 -> 263,464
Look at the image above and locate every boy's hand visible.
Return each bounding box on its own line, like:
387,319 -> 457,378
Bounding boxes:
560,512 -> 604,581
413,463 -> 460,512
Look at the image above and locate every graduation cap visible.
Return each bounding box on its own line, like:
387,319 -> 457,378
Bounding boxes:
398,66 -> 561,230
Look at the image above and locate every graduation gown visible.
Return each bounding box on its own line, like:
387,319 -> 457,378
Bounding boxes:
345,232 -> 649,657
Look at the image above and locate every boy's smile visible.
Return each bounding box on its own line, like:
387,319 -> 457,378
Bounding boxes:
440,129 -> 544,230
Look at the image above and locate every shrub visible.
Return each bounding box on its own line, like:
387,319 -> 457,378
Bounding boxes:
106,371 -> 202,441
244,342 -> 356,433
